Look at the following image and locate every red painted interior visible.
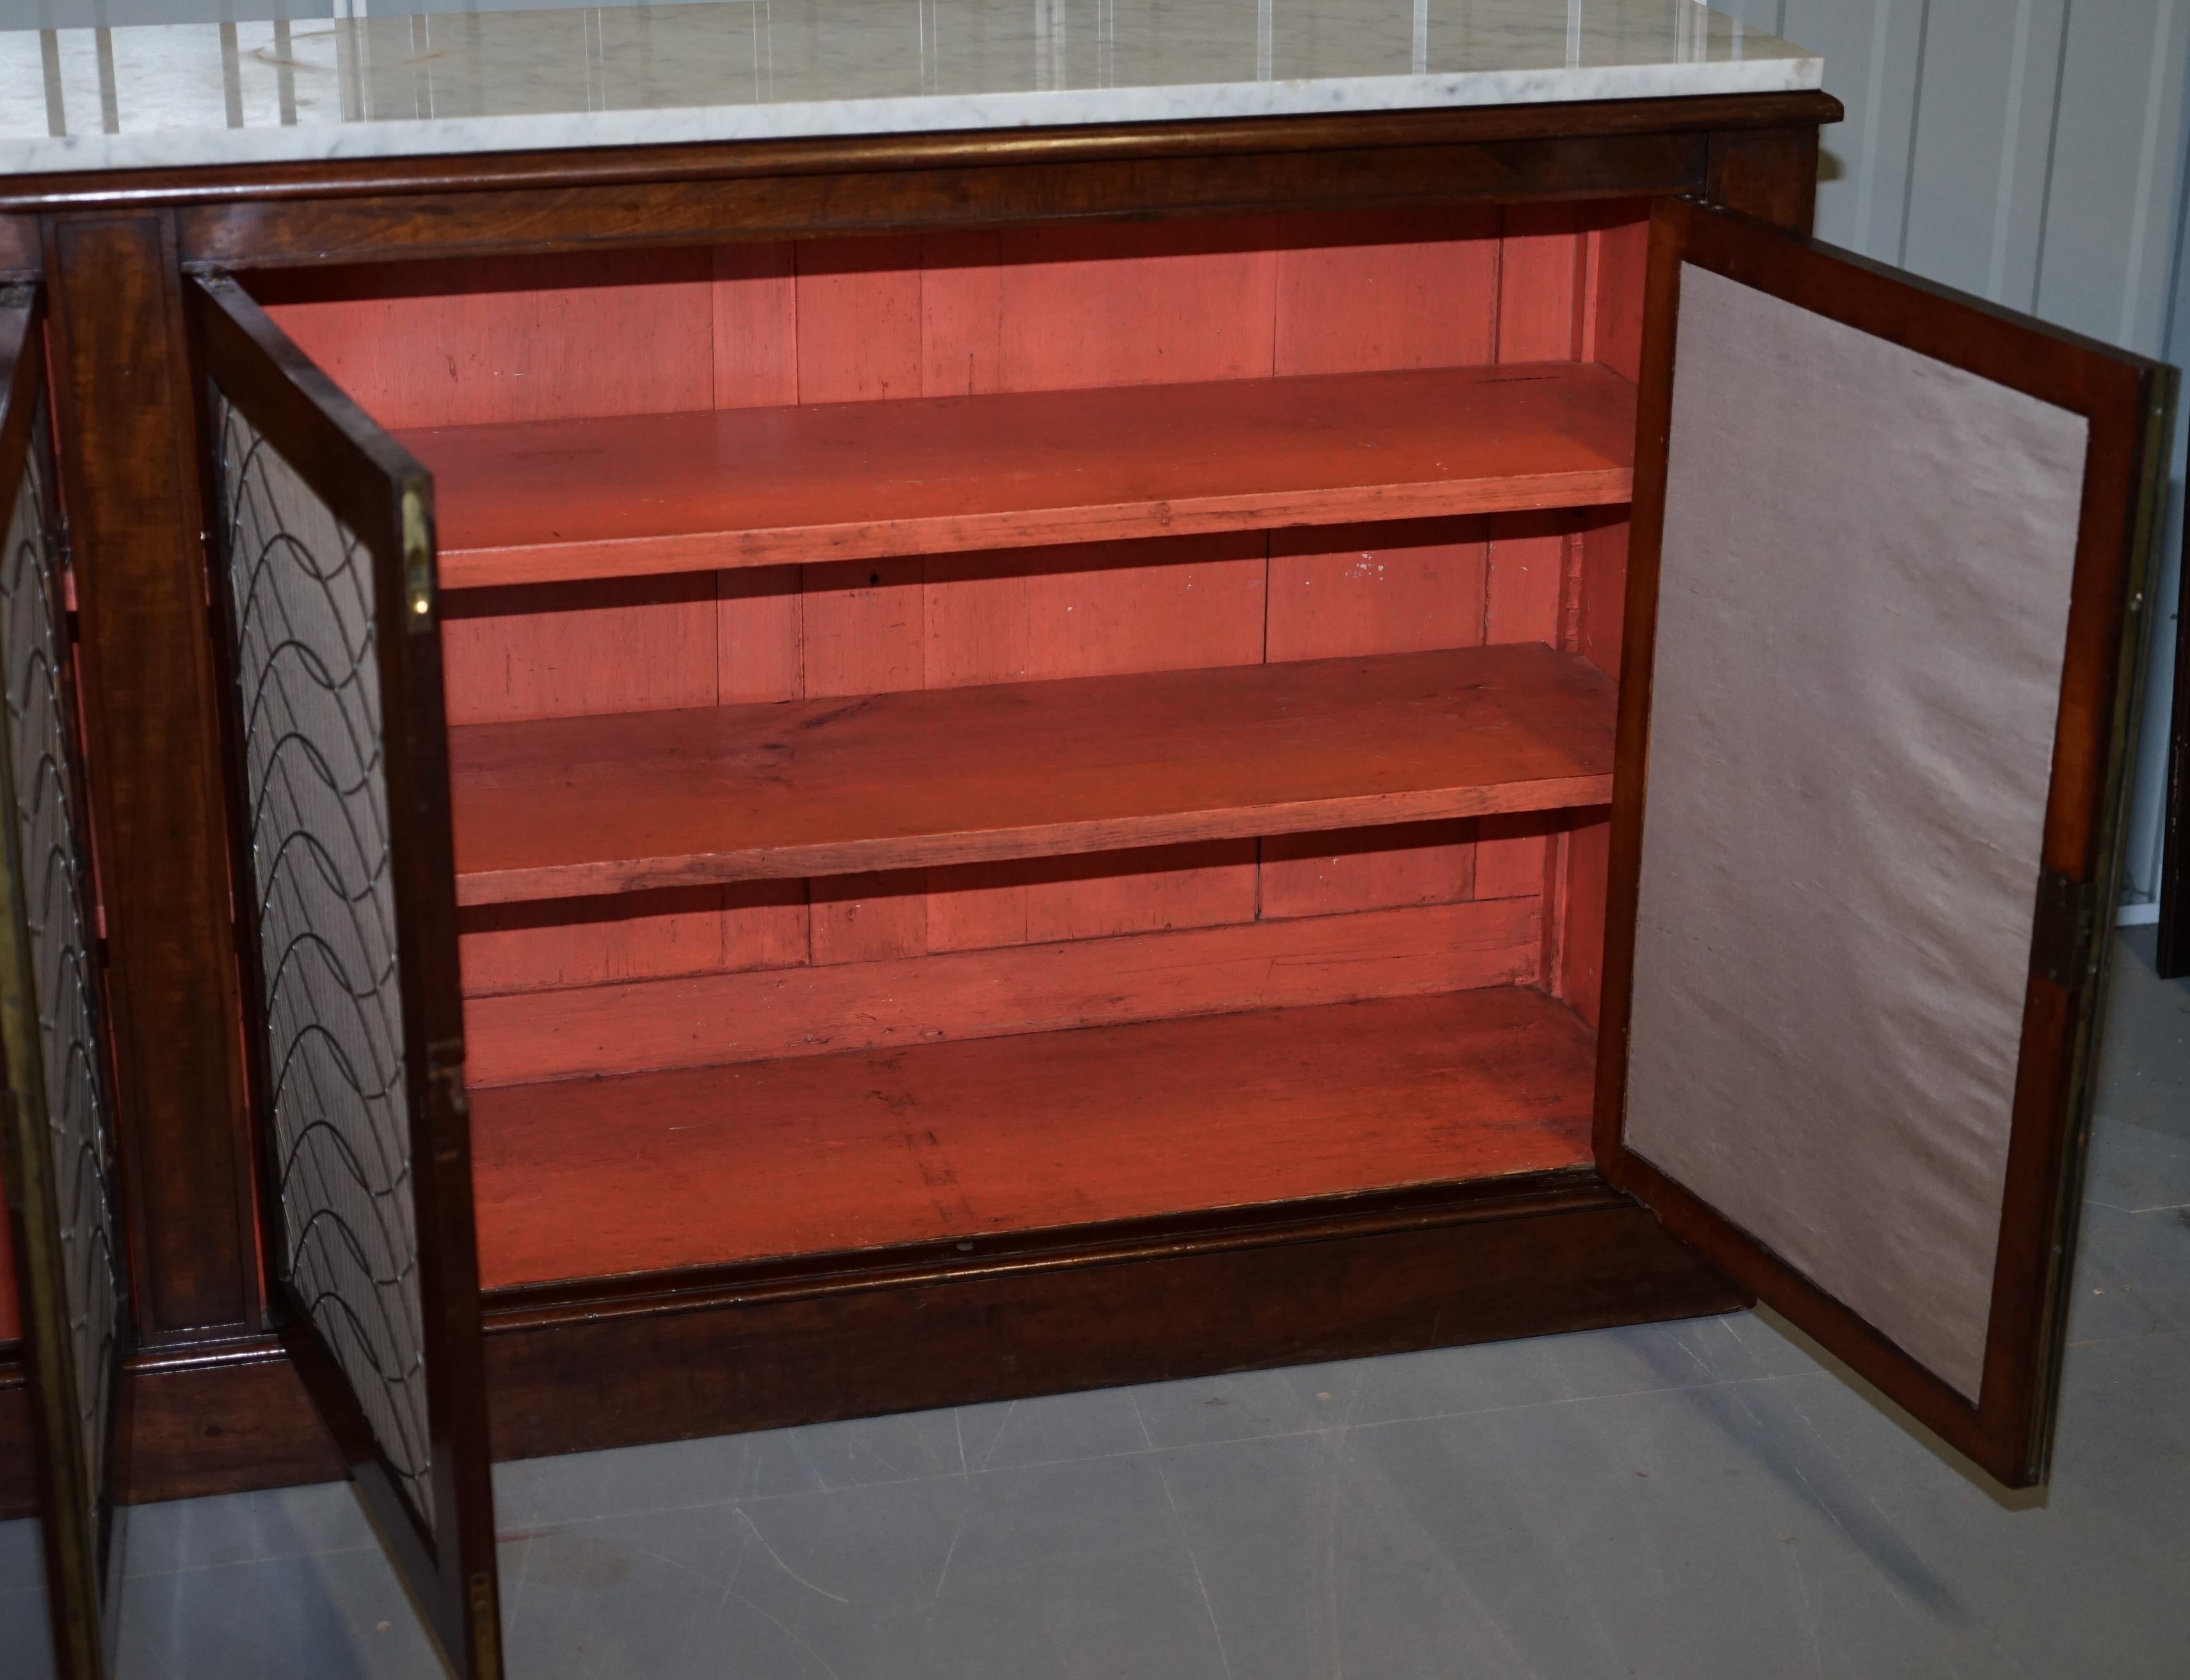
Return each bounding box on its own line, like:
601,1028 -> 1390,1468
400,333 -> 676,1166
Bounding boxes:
472,986 -> 1597,1288
448,643 -> 1616,904
463,897 -> 1544,1086
253,203 -> 1649,1277
403,362 -> 1636,588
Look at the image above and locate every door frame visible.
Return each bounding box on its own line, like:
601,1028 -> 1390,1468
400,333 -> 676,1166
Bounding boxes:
1595,197 -> 2175,1489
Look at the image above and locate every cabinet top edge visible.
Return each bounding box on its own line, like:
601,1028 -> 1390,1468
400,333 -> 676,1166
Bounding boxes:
0,0 -> 1822,180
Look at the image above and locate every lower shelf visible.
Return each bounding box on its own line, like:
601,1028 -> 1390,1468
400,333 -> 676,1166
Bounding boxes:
471,984 -> 1597,1289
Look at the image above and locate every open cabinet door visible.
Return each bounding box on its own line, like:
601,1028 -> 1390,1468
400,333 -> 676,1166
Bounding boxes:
190,276 -> 501,1677
1597,200 -> 2174,1490
0,282 -> 131,1676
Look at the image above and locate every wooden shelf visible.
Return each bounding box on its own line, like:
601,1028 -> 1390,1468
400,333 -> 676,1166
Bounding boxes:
450,641 -> 1616,905
471,985 -> 1596,1289
407,362 -> 1638,588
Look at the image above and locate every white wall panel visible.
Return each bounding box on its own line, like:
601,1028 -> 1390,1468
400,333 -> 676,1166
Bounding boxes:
2130,172 -> 2190,919
1900,0 -> 2068,305
2038,0 -> 2186,348
1753,0 -> 2190,910
1783,0 -> 1931,252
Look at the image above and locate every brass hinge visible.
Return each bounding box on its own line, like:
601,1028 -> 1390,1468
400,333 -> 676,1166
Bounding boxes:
2031,868 -> 2100,989
467,1572 -> 503,1680
402,481 -> 435,631
56,524 -> 77,619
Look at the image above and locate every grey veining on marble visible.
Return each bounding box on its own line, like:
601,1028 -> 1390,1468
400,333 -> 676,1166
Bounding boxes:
0,0 -> 1819,176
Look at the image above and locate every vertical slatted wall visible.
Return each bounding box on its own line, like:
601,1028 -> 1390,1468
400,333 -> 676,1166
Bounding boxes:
1719,0 -> 2190,917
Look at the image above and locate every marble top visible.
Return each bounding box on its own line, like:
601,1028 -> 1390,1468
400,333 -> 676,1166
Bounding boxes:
0,0 -> 1820,177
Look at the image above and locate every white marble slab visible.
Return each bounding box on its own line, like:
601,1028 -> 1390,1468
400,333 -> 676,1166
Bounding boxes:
0,0 -> 1819,177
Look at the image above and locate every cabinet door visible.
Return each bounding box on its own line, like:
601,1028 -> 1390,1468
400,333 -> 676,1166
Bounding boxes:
192,276 -> 501,1676
0,282 -> 130,1677
1598,199 -> 2173,1490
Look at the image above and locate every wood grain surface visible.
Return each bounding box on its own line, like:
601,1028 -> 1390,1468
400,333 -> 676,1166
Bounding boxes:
471,984 -> 1596,1286
463,895 -> 1540,1085
449,642 -> 1615,904
408,362 -> 1637,586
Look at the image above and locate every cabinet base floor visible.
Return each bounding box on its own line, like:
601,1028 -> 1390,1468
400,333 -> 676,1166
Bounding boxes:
471,984 -> 1600,1289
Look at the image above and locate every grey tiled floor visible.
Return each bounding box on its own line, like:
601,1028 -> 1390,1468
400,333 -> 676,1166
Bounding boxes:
9,932 -> 2189,1677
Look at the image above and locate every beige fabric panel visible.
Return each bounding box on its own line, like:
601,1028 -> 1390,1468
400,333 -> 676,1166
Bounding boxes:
1625,262 -> 2090,1403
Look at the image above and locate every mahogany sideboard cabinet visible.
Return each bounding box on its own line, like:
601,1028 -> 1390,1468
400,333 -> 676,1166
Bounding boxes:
0,4 -> 2175,1676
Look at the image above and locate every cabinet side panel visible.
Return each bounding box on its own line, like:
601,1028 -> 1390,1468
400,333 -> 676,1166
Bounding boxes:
1554,510 -> 1629,1026
1550,206 -> 1648,1020
1558,816 -> 1612,1029
1475,208 -> 1593,925
1591,210 -> 1652,383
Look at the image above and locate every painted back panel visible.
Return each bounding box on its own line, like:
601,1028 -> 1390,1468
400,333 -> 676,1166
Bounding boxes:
261,208 -> 1648,1074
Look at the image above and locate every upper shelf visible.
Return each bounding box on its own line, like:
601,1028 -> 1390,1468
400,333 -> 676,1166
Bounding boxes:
450,640 -> 1617,906
408,362 -> 1638,589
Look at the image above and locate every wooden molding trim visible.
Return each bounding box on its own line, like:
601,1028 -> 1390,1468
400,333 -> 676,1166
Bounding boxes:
485,1186 -> 1748,1464
178,132 -> 1716,269
0,93 -> 1844,214
0,216 -> 37,275
1,1179 -> 1748,1516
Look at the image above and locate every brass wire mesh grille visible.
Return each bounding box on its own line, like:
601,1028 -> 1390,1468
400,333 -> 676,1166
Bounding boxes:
214,389 -> 434,1531
2,405 -> 123,1539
